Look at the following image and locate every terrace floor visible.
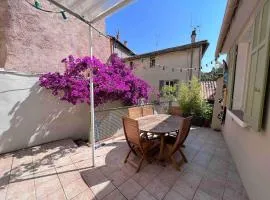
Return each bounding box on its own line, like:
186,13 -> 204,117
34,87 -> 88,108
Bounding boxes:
0,127 -> 249,200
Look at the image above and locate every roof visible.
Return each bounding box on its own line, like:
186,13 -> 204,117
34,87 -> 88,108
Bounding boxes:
201,81 -> 217,101
109,36 -> 136,56
215,0 -> 240,57
125,40 -> 209,61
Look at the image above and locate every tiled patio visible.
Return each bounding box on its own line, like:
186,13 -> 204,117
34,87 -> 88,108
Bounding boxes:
0,127 -> 248,200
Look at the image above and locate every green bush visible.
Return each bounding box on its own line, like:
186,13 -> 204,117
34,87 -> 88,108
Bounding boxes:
201,101 -> 213,121
178,77 -> 202,116
177,77 -> 213,121
161,85 -> 177,101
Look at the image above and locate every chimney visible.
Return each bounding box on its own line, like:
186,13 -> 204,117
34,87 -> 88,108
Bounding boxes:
124,40 -> 127,46
191,29 -> 196,43
116,30 -> 120,40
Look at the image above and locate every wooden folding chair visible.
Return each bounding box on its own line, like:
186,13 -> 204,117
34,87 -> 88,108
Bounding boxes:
122,117 -> 159,172
142,105 -> 154,116
168,106 -> 182,116
164,116 -> 192,170
128,107 -> 142,119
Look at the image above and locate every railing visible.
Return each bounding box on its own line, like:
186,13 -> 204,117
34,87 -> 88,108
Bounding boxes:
94,101 -> 175,142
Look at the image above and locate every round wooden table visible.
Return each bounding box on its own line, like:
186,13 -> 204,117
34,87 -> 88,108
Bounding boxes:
137,114 -> 183,159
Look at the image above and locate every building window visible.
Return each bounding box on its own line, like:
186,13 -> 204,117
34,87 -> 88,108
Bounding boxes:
150,57 -> 155,68
129,61 -> 134,70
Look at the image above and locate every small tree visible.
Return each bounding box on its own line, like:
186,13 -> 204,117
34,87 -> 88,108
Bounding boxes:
161,85 -> 177,102
178,77 -> 202,116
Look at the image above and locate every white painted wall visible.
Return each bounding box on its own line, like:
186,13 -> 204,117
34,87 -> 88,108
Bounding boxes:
113,45 -> 132,58
221,1 -> 270,199
128,48 -> 201,93
0,72 -> 90,154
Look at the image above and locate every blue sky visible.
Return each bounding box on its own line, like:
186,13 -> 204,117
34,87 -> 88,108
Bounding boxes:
106,0 -> 227,72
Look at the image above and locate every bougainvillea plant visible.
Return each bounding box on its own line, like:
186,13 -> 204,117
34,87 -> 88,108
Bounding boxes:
39,54 -> 152,107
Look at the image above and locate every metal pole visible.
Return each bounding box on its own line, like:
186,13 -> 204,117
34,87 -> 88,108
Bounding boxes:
89,26 -> 95,167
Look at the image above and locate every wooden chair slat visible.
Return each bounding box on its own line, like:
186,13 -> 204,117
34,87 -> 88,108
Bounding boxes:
142,105 -> 154,116
128,107 -> 142,119
122,117 -> 159,172
165,116 -> 192,171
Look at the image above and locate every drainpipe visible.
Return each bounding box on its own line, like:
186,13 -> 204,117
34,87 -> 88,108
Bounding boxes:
190,47 -> 193,81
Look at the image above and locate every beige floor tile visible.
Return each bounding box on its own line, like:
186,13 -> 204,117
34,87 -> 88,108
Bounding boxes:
119,179 -> 142,200
157,166 -> 181,187
193,189 -> 218,200
57,164 -> 81,186
172,179 -> 197,200
164,189 -> 188,200
180,170 -> 202,187
41,188 -> 67,200
145,178 -> 170,200
63,178 -> 88,200
90,180 -> 115,199
198,172 -> 226,200
0,176 -> 10,200
35,175 -> 62,199
223,187 -> 249,200
6,179 -> 35,200
71,189 -> 95,200
81,168 -> 115,200
134,190 -> 156,200
106,169 -> 129,186
102,189 -> 126,200
207,157 -> 229,178
183,163 -> 207,176
192,151 -> 212,168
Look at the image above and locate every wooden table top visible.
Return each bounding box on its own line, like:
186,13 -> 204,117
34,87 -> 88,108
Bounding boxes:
137,114 -> 183,134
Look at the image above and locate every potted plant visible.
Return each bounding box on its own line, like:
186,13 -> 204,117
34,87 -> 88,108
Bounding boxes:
201,101 -> 213,127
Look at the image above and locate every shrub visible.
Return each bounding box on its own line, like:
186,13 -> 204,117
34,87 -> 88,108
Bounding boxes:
177,77 -> 214,125
178,77 -> 202,116
161,85 -> 177,101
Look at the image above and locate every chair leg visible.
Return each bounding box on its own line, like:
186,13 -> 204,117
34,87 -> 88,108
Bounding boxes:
170,155 -> 181,171
179,149 -> 188,163
124,149 -> 132,163
136,157 -> 144,173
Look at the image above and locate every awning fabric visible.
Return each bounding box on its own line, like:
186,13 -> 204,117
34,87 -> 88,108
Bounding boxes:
47,0 -> 133,23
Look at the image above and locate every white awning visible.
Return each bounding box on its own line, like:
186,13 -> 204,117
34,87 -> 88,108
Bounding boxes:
47,0 -> 133,23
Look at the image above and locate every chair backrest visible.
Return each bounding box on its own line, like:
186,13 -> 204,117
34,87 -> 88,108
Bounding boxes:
128,107 -> 142,119
168,106 -> 182,116
122,117 -> 141,146
171,116 -> 192,154
142,105 -> 154,116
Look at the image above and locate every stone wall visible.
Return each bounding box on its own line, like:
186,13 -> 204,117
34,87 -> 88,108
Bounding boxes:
0,0 -> 111,73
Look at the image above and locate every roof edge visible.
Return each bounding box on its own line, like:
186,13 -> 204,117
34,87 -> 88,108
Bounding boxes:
215,0 -> 240,58
108,36 -> 136,56
125,40 -> 209,61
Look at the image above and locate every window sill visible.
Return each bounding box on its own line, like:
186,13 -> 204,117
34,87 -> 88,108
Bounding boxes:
227,109 -> 248,128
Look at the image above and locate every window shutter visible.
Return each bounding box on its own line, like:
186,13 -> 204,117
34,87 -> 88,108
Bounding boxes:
244,0 -> 270,131
159,80 -> 164,95
227,45 -> 237,110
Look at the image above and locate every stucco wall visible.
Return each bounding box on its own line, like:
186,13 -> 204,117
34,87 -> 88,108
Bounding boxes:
0,0 -> 111,73
129,48 -> 201,92
223,97 -> 270,200
221,1 -> 270,199
0,72 -> 90,154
